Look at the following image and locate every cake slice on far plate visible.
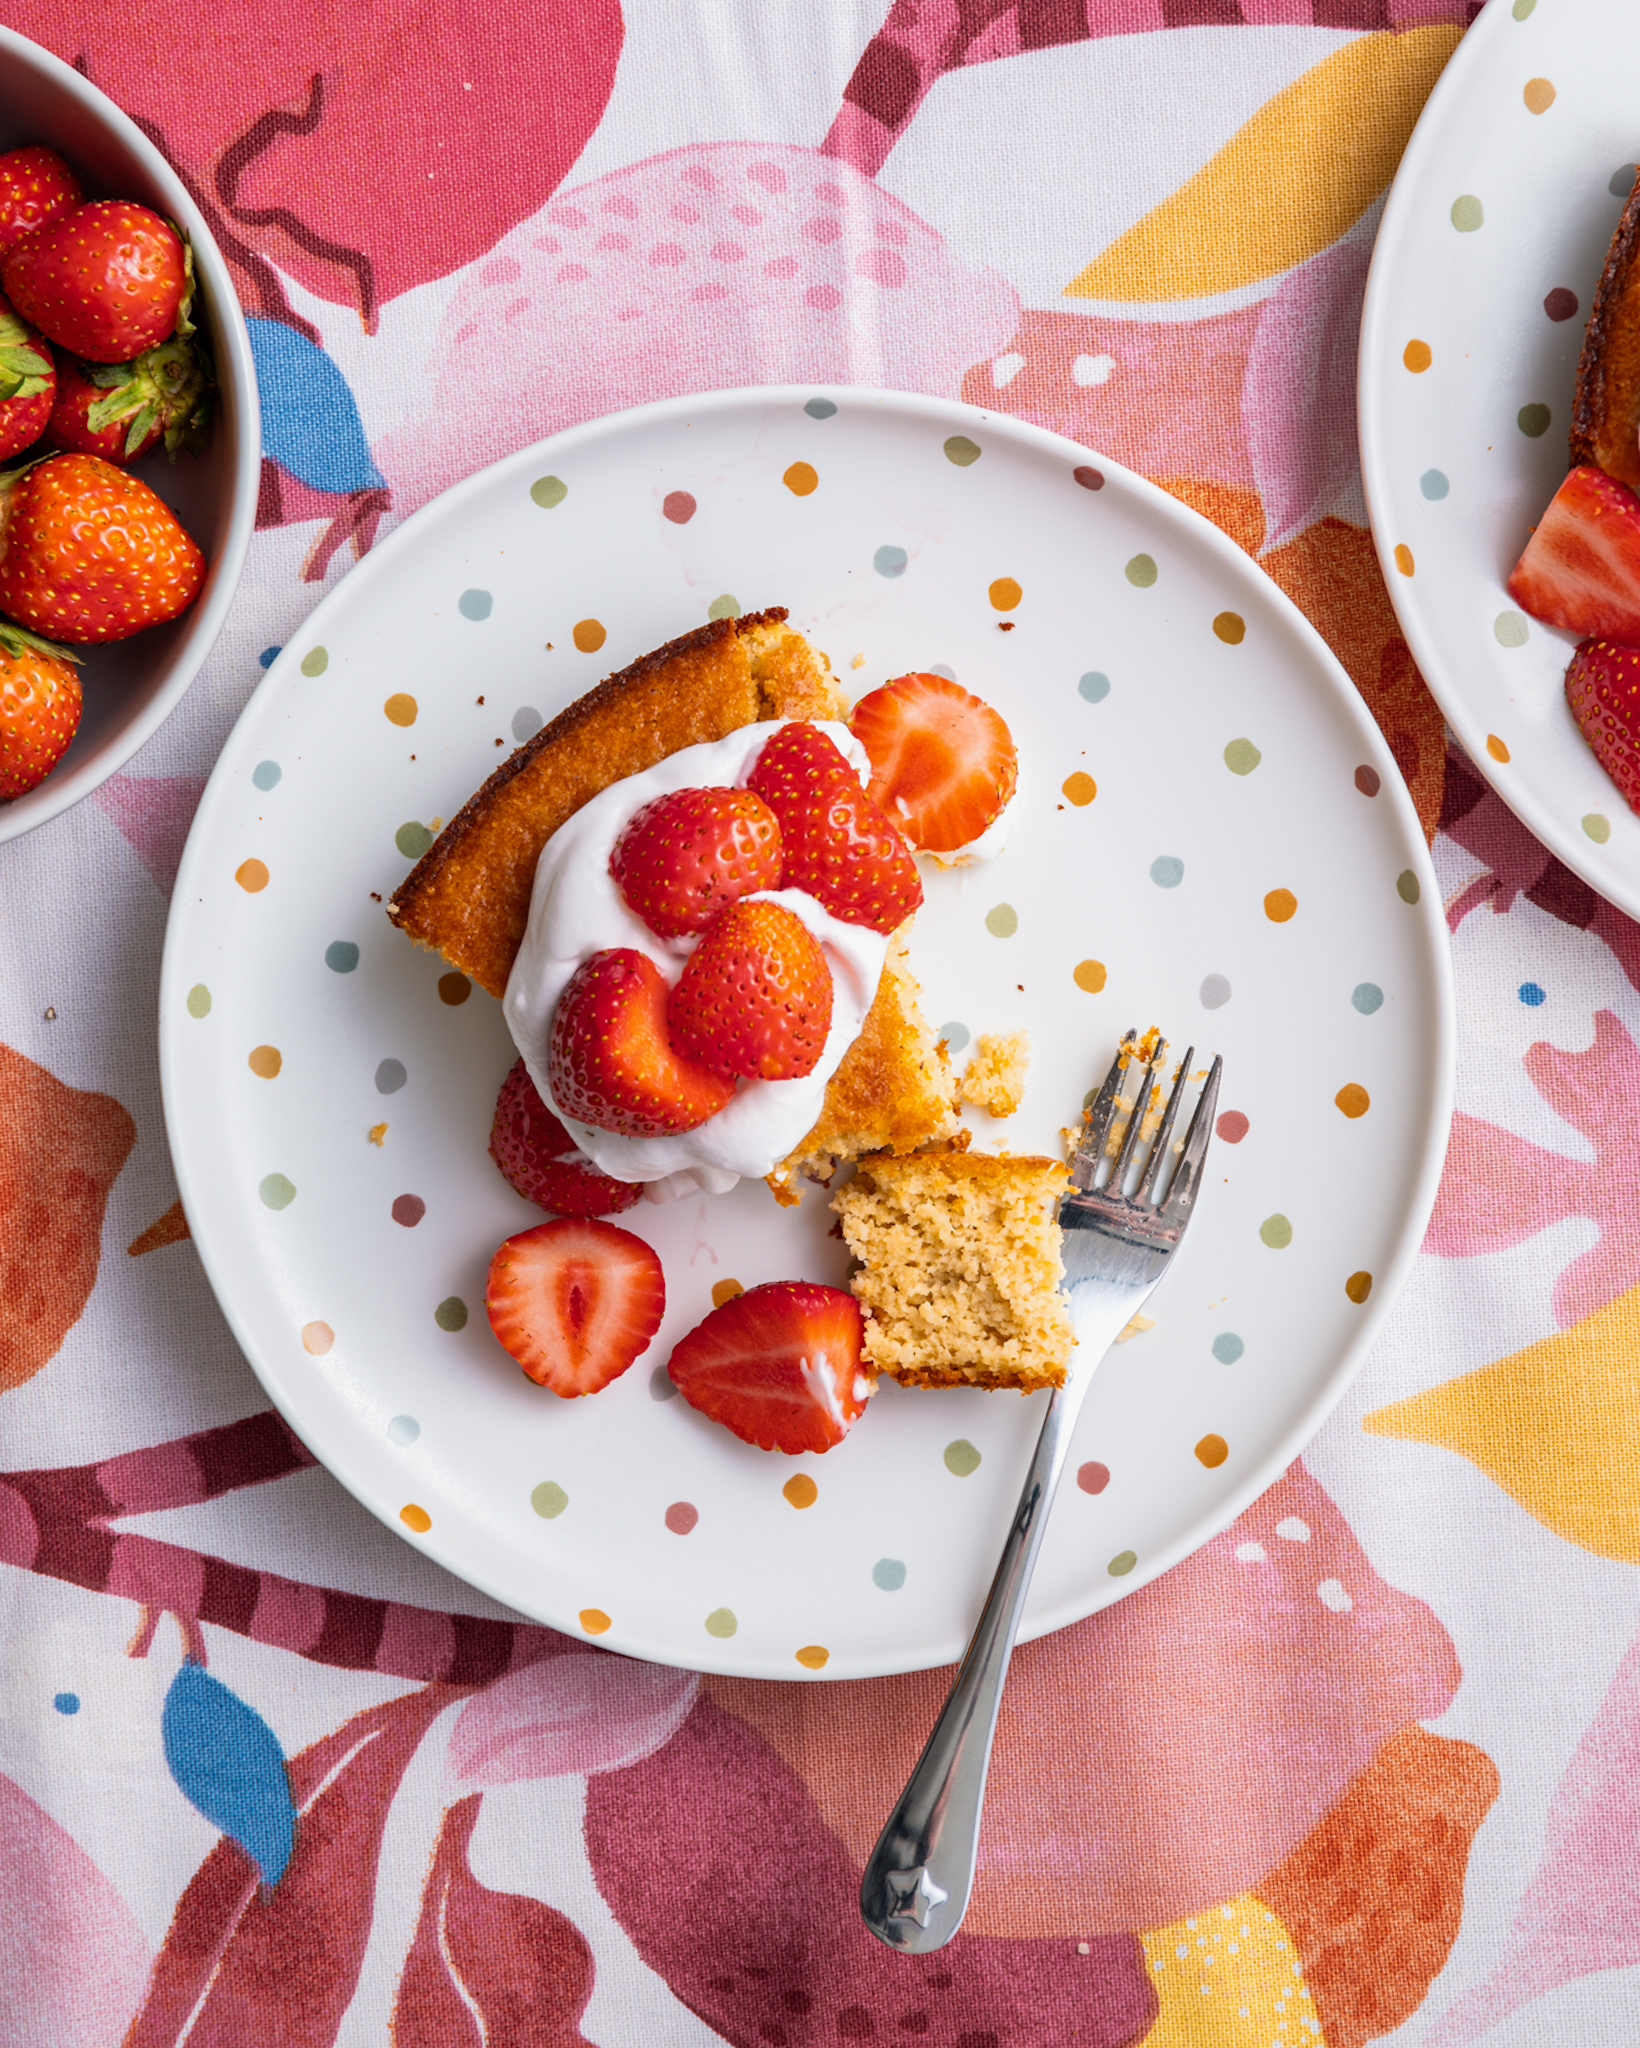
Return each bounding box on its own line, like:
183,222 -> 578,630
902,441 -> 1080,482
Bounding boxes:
832,1149 -> 1075,1392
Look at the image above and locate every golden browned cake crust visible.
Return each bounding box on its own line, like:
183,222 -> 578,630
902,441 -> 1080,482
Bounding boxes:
1572,174 -> 1640,490
388,608 -> 842,997
833,1150 -> 1074,1393
767,931 -> 959,1204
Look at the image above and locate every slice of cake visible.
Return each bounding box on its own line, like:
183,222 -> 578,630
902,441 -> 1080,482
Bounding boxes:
832,1150 -> 1075,1392
1572,171 -> 1640,492
389,607 -> 842,998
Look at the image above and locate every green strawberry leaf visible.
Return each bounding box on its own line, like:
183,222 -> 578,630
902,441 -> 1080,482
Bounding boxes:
0,616 -> 81,666
123,403 -> 158,457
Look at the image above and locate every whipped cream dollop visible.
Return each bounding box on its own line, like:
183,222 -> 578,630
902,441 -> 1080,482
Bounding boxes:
504,722 -> 890,1198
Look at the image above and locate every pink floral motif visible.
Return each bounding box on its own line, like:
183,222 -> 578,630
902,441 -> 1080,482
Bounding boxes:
0,1774 -> 152,2048
1430,1625 -> 1640,2042
88,773 -> 208,898
1425,1010 -> 1640,1327
446,1654 -> 697,1789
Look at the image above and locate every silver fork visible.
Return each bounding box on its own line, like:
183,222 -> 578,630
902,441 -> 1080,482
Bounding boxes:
858,1027 -> 1222,1952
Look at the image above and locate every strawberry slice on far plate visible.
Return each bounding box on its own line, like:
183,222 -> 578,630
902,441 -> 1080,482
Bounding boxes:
1565,636 -> 1640,815
667,1280 -> 871,1454
748,720 -> 922,933
486,1217 -> 665,1395
1508,464 -> 1640,645
850,671 -> 1017,854
489,1056 -> 642,1216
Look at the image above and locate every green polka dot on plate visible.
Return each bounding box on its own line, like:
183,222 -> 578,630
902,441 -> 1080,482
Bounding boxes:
1518,403 -> 1551,438
704,1607 -> 738,1638
259,1173 -> 295,1211
944,435 -> 981,466
300,647 -> 328,677
984,903 -> 1017,937
530,475 -> 567,508
532,1480 -> 568,1519
1451,194 -> 1484,232
186,984 -> 211,1018
458,588 -> 493,620
1259,1214 -> 1293,1249
1584,814 -> 1612,844
1124,554 -> 1157,588
1512,0 -> 1536,19
435,1296 -> 468,1332
804,397 -> 837,418
708,594 -> 739,619
1108,1550 -> 1137,1577
1223,739 -> 1261,775
1495,611 -> 1529,647
1397,869 -> 1421,904
396,821 -> 434,859
944,1439 -> 982,1477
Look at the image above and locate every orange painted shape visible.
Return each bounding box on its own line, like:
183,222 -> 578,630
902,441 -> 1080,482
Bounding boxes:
1523,76 -> 1556,114
783,1474 -> 818,1510
573,619 -> 606,653
235,858 -> 269,893
795,1645 -> 829,1669
1265,888 -> 1298,922
1213,610 -> 1246,644
247,1045 -> 282,1079
1403,339 -> 1432,372
1062,771 -> 1097,806
302,1321 -> 335,1355
711,1278 -> 744,1308
1073,960 -> 1107,993
783,461 -> 818,496
580,1608 -> 613,1635
989,577 -> 1022,611
383,692 -> 417,727
400,1503 -> 431,1533
1487,733 -> 1511,762
1195,1433 -> 1229,1468
1393,543 -> 1415,576
1336,1084 -> 1370,1118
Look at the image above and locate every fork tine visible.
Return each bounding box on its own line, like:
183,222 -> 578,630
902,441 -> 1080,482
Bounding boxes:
1161,1054 -> 1223,1219
1070,1029 -> 1135,1189
1107,1035 -> 1165,1191
1134,1044 -> 1194,1207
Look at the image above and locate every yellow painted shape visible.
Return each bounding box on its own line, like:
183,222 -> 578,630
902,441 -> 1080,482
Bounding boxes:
1067,27 -> 1461,304
1364,1283 -> 1640,1562
1138,1892 -> 1324,2047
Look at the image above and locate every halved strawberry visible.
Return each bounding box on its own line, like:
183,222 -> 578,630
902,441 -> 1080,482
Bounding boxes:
1565,637 -> 1640,813
850,672 -> 1017,853
489,1056 -> 642,1216
609,784 -> 782,937
666,1280 -> 871,1453
747,721 -> 922,933
1508,465 -> 1640,644
668,900 -> 833,1080
547,947 -> 734,1137
486,1217 -> 665,1396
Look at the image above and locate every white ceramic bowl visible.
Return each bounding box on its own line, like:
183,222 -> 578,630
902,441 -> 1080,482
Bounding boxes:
0,27 -> 258,842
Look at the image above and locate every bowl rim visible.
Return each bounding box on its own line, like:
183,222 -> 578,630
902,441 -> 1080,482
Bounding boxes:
0,25 -> 260,844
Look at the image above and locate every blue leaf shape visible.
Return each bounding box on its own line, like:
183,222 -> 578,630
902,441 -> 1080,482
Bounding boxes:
161,1660 -> 296,1886
245,315 -> 386,494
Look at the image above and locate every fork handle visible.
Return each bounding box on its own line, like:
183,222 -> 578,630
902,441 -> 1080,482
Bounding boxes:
858,1361 -> 1098,1952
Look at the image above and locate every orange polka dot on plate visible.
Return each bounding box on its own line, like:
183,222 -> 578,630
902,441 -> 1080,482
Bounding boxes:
1487,733 -> 1511,762
573,619 -> 606,653
783,461 -> 818,496
989,577 -> 1022,611
783,1474 -> 818,1509
1523,76 -> 1555,114
247,1045 -> 282,1078
1393,544 -> 1415,577
711,1277 -> 744,1308
1195,1434 -> 1228,1469
384,693 -> 417,727
580,1608 -> 612,1635
1073,959 -> 1107,993
1345,1271 -> 1373,1304
1062,771 -> 1096,806
1212,611 -> 1245,645
236,858 -> 269,893
1335,1083 -> 1370,1118
301,1321 -> 334,1355
400,1504 -> 431,1533
1402,339 -> 1432,373
795,1645 -> 829,1669
1264,888 -> 1297,923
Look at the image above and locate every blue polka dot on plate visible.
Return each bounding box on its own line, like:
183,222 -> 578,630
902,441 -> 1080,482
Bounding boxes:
805,397 -> 837,418
326,941 -> 360,974
252,760 -> 281,790
1150,856 -> 1184,888
1419,470 -> 1449,501
375,1058 -> 407,1093
512,706 -> 543,742
937,1020 -> 970,1054
1519,981 -> 1546,1007
459,588 -> 493,621
1079,671 -> 1111,703
387,1415 -> 420,1445
1212,1332 -> 1244,1364
1352,982 -> 1384,1015
873,1558 -> 907,1591
874,544 -> 908,578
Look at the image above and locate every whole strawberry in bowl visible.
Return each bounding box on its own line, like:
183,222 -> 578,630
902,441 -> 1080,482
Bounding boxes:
0,29 -> 257,842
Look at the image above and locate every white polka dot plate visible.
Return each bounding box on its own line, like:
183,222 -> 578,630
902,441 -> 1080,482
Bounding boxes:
162,388 -> 1453,1678
1359,0 -> 1640,914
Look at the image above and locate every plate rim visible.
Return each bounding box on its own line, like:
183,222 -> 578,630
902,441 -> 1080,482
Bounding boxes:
161,382 -> 1457,1678
1356,0 -> 1637,916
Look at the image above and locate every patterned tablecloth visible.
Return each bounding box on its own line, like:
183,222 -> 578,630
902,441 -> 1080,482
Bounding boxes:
9,3 -> 1640,2043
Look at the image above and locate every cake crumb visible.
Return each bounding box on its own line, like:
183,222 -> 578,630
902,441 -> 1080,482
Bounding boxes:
1115,1312 -> 1156,1343
958,1031 -> 1030,1117
42,1006 -> 55,1021
851,651 -> 865,669
370,891 -> 382,902
368,1123 -> 388,1147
